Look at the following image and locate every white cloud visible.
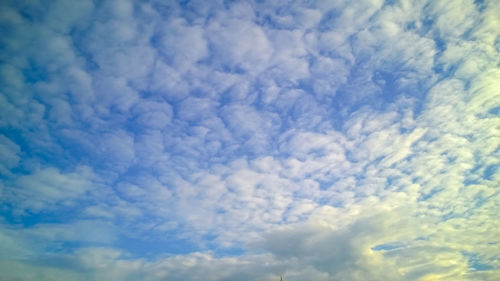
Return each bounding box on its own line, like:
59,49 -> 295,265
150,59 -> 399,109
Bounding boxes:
221,104 -> 280,153
177,97 -> 218,122
149,61 -> 190,101
156,17 -> 208,71
98,130 -> 135,173
206,6 -> 273,74
1,0 -> 499,279
133,100 -> 173,129
5,166 -> 96,212
23,220 -> 116,244
0,135 -> 20,176
427,0 -> 478,41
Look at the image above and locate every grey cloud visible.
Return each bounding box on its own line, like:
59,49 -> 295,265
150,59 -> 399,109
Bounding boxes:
0,206 -> 467,281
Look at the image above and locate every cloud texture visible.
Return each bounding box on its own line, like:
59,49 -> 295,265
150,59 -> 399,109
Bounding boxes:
0,0 -> 499,280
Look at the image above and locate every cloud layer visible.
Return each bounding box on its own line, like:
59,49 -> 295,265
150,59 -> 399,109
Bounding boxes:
0,0 -> 499,280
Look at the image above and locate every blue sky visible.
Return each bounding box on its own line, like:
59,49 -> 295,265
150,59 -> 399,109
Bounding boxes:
0,0 -> 499,280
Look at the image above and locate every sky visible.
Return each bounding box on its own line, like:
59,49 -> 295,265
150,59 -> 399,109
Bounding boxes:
0,0 -> 499,280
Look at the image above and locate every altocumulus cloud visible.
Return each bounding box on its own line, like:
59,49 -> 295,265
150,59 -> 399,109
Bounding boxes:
0,0 -> 499,280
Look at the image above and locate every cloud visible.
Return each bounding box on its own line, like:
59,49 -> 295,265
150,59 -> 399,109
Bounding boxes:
206,2 -> 273,74
3,166 -> 96,213
156,17 -> 208,70
2,198 -> 496,281
0,0 -> 499,280
133,100 -> 173,130
0,135 -> 20,176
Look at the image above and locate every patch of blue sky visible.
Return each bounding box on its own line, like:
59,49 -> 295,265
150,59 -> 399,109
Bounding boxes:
418,187 -> 444,202
483,164 -> 498,180
441,211 -> 463,221
1,207 -> 80,227
463,177 -> 480,186
467,163 -> 499,184
462,251 -> 494,271
116,236 -> 200,258
487,105 -> 500,116
316,9 -> 342,32
371,241 -> 406,252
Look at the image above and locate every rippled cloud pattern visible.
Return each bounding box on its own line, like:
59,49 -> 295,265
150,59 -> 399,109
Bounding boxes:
0,0 -> 499,280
